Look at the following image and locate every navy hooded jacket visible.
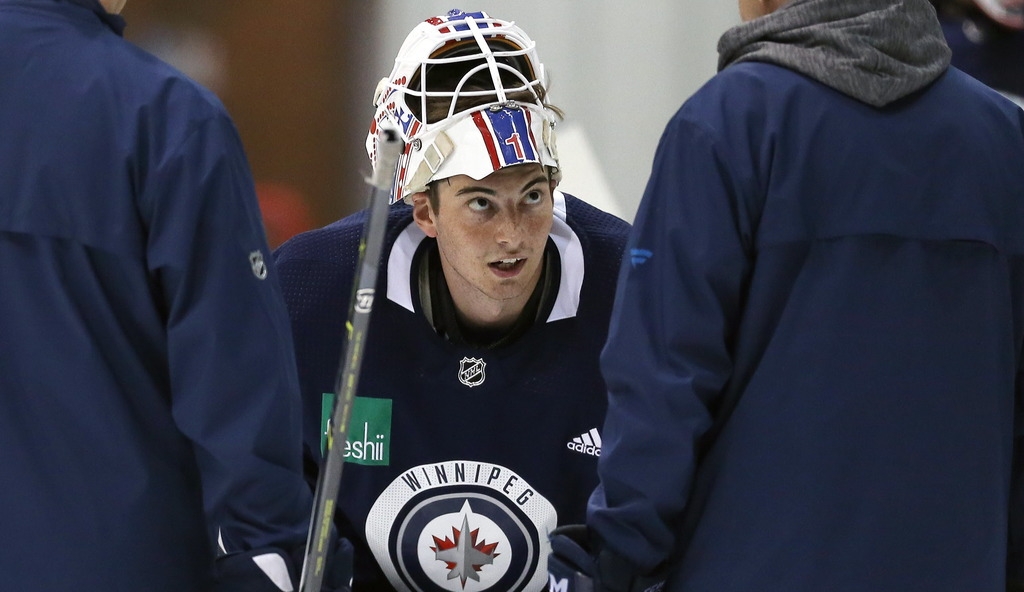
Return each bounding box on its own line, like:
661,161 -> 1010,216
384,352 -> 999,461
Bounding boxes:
0,1 -> 311,589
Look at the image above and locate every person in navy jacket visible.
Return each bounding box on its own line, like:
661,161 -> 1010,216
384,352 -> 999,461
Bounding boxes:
0,1 -> 348,590
549,0 -> 1024,590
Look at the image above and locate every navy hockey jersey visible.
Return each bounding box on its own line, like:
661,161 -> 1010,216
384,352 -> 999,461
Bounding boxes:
276,192 -> 628,591
589,61 -> 1024,590
0,1 -> 311,589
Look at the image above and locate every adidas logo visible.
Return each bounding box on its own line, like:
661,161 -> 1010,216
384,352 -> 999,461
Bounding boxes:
566,428 -> 602,457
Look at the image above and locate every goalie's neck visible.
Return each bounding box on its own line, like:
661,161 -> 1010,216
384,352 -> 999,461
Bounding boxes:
415,238 -> 559,349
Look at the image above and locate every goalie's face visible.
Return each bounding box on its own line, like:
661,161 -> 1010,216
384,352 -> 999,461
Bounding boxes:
412,164 -> 555,332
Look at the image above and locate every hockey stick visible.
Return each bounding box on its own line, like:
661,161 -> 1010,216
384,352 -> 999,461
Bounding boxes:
298,122 -> 403,592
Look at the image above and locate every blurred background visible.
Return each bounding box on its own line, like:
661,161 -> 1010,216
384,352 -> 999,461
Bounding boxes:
121,1 -> 741,247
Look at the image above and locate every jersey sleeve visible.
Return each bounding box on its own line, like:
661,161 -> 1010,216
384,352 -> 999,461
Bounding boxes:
587,111 -> 759,572
139,111 -> 311,553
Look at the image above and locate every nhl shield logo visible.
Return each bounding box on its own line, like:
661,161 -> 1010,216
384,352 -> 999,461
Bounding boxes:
458,357 -> 486,387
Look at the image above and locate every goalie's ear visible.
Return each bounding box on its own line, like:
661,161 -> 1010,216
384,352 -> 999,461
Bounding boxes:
411,191 -> 438,239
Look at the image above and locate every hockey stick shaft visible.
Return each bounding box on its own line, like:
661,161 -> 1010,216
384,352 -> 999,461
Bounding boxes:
299,123 -> 403,592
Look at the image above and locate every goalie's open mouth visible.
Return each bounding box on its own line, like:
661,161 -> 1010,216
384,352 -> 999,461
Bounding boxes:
489,257 -> 526,276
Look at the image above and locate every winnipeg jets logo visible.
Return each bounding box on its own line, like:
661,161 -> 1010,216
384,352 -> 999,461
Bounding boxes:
458,357 -> 486,387
367,460 -> 556,591
249,250 -> 268,280
431,506 -> 501,587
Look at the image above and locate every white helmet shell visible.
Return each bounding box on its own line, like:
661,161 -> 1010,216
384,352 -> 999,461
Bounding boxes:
366,9 -> 560,204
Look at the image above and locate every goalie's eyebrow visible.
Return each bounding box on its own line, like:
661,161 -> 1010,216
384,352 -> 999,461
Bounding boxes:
454,174 -> 549,196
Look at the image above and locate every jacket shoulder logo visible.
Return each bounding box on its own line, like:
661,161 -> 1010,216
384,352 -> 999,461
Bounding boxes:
629,248 -> 653,269
249,250 -> 268,280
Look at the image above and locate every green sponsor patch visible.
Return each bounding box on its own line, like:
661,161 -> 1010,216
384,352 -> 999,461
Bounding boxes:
321,394 -> 392,466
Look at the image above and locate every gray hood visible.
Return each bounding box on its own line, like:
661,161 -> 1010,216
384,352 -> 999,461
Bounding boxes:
717,0 -> 951,107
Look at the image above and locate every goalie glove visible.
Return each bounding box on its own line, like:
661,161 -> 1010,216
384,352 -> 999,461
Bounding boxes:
213,538 -> 353,592
548,525 -> 666,592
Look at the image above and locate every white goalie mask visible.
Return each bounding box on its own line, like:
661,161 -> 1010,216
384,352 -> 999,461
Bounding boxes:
366,9 -> 561,204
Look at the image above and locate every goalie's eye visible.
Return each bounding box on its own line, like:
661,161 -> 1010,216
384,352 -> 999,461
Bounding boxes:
468,197 -> 491,212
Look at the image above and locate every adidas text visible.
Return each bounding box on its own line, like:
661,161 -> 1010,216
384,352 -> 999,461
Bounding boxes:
566,441 -> 601,456
566,428 -> 602,457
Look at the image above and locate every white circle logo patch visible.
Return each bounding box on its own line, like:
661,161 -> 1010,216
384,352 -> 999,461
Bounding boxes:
366,460 -> 556,591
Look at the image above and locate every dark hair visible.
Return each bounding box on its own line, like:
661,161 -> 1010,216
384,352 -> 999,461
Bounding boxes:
423,83 -> 562,126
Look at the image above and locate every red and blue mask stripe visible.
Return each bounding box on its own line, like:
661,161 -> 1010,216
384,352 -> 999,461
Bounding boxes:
471,107 -> 539,171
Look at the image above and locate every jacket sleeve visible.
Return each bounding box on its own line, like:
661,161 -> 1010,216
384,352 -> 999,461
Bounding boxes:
1008,114 -> 1024,592
1010,352 -> 1024,589
139,111 -> 311,553
587,112 -> 759,573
